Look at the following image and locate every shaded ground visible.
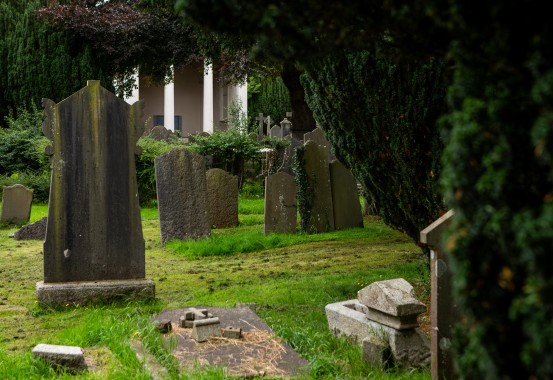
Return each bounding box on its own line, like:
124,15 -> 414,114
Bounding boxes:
155,306 -> 310,378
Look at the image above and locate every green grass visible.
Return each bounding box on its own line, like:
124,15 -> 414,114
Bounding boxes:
0,196 -> 430,379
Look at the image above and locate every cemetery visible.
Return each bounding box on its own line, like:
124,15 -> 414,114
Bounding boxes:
2,1 -> 550,379
0,81 -> 432,378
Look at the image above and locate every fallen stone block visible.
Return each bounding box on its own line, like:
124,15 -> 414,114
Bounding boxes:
32,344 -> 87,372
362,336 -> 393,369
155,319 -> 172,333
222,326 -> 242,339
192,317 -> 221,342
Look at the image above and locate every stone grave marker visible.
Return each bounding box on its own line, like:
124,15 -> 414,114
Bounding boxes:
155,148 -> 210,245
37,80 -> 154,306
147,125 -> 174,141
420,209 -> 457,380
330,160 -> 363,230
304,127 -> 335,162
206,168 -> 238,228
1,184 -> 33,224
296,140 -> 335,233
264,171 -> 297,234
270,125 -> 283,138
280,135 -> 302,175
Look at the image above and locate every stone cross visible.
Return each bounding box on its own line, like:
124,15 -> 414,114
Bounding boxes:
37,80 -> 154,306
420,209 -> 457,380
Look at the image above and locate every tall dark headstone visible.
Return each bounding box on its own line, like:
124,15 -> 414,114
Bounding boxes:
206,168 -> 238,228
155,148 -> 210,244
264,172 -> 297,234
330,160 -> 363,230
37,80 -> 154,305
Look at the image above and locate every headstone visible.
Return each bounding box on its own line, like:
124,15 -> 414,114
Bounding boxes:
14,216 -> 47,240
155,148 -> 210,245
206,168 -> 238,228
37,80 -> 154,306
264,172 -> 297,234
32,344 -> 87,373
280,117 -> 292,137
0,184 -> 33,224
296,141 -> 335,232
303,127 -> 334,162
329,160 -> 363,230
148,125 -> 173,141
420,209 -> 457,380
256,113 -> 265,140
280,135 -> 302,176
270,125 -> 283,138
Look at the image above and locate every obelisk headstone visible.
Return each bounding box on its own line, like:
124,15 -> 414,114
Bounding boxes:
155,148 -> 210,244
37,80 -> 154,305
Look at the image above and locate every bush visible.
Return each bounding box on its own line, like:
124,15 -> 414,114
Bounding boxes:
135,136 -> 185,204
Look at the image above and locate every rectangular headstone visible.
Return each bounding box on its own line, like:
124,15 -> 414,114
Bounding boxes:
295,141 -> 335,233
270,125 -> 283,138
1,184 -> 33,224
38,80 -> 154,305
264,171 -> 297,234
206,168 -> 238,228
41,81 -> 146,282
329,160 -> 363,230
303,127 -> 335,162
155,148 -> 210,245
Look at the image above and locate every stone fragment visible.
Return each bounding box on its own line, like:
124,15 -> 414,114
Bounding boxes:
191,317 -> 221,342
222,326 -> 242,339
32,344 -> 87,372
362,336 -> 393,369
155,319 -> 172,333
179,315 -> 187,328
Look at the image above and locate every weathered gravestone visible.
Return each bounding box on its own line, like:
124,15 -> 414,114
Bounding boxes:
304,127 -> 335,162
270,125 -> 283,138
420,210 -> 458,380
206,168 -> 238,228
37,80 -> 154,306
280,135 -> 302,176
330,160 -> 363,230
155,148 -> 210,245
1,184 -> 33,224
147,125 -> 174,141
295,141 -> 335,233
264,171 -> 297,234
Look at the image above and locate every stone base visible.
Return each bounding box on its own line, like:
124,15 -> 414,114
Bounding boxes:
36,279 -> 155,306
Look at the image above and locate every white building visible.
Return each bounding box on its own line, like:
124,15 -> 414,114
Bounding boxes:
125,62 -> 247,135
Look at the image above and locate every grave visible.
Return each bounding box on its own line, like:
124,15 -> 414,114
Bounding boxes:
264,171 -> 297,234
152,306 -> 309,378
206,168 -> 238,228
420,209 -> 458,379
325,278 -> 430,369
329,160 -> 363,230
37,80 -> 154,306
155,148 -> 210,244
1,184 -> 33,224
296,140 -> 335,232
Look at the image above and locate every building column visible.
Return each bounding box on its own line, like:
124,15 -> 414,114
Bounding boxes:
203,62 -> 214,134
164,72 -> 175,131
237,79 -> 248,119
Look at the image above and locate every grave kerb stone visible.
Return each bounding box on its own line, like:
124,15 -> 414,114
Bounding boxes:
32,344 -> 87,372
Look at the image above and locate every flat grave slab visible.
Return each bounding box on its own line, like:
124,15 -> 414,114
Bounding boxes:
153,306 -> 309,378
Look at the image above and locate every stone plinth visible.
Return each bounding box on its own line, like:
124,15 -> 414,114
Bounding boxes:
32,344 -> 87,372
36,279 -> 155,307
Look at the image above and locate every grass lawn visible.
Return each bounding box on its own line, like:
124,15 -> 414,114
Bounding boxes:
0,197 -> 430,379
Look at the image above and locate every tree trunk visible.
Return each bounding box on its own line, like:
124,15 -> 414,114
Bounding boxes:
280,63 -> 316,140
